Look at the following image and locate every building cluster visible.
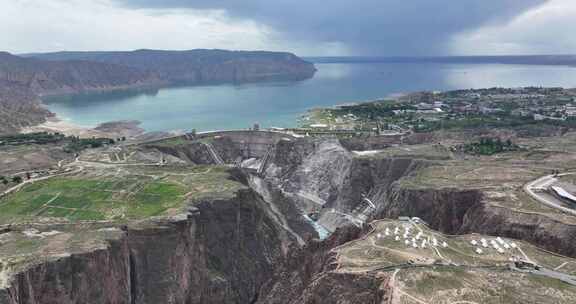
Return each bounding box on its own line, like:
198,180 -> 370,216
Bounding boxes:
377,224 -> 448,250
407,87 -> 576,120
469,237 -> 520,260
303,87 -> 576,136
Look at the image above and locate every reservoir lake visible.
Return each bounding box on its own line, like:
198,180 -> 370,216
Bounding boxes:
43,63 -> 576,132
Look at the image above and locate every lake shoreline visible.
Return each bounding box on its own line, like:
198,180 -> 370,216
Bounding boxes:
22,116 -> 147,139
39,62 -> 576,133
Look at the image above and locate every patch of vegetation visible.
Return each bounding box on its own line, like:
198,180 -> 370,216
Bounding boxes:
404,268 -> 467,296
63,137 -> 115,153
0,132 -> 115,154
413,115 -> 535,133
0,132 -> 65,146
0,166 -> 245,224
526,274 -> 574,291
456,137 -> 520,155
333,100 -> 414,120
145,136 -> 190,147
0,176 -> 187,223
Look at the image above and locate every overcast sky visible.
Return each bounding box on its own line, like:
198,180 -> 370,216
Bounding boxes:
1,0 -> 575,56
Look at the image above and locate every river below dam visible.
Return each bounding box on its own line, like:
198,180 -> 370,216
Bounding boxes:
43,62 -> 576,132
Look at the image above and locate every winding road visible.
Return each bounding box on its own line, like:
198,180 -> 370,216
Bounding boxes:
523,173 -> 576,217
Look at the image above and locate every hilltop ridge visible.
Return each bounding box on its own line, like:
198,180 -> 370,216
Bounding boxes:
25,49 -> 317,84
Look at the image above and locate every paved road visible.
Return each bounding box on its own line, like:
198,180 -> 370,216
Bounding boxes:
513,265 -> 576,286
523,174 -> 576,216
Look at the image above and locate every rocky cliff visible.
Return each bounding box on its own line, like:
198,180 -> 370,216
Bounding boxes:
261,138 -> 429,231
374,177 -> 576,258
0,184 -> 311,304
256,225 -> 390,304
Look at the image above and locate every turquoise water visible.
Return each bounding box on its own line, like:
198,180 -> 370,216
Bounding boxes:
44,63 -> 576,132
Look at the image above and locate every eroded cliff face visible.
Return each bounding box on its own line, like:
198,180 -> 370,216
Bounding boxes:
127,189 -> 297,304
256,225 -> 389,304
1,239 -> 131,304
0,186 -> 307,304
380,186 -> 482,233
150,142 -> 216,165
380,185 -> 576,258
460,203 -> 576,257
265,139 -> 353,213
261,138 -> 430,231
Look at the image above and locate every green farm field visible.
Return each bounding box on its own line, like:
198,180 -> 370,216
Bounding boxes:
0,165 -> 244,224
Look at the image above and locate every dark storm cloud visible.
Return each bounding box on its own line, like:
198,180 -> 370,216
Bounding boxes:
116,0 -> 547,55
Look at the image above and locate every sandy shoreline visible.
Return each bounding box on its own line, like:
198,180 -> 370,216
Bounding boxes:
21,117 -> 145,139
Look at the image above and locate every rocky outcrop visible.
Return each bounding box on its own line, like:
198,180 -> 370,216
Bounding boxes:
1,240 -> 131,304
292,272 -> 388,304
0,185 -> 308,304
380,186 -> 482,233
339,135 -> 403,151
262,138 -> 429,230
145,131 -> 294,165
126,189 -> 294,304
257,225 -> 389,304
148,141 -> 216,165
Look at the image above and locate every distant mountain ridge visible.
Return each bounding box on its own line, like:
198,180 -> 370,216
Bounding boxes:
25,49 -> 317,84
306,55 -> 576,66
0,51 -> 162,96
0,80 -> 51,134
0,49 -> 316,134
0,51 -> 162,134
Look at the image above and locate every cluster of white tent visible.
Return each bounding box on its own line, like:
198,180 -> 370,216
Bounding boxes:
470,237 -> 517,255
376,225 -> 448,250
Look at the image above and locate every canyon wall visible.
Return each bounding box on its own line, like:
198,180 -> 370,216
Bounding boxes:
256,225 -> 390,304
380,185 -> 576,258
0,239 -> 131,304
0,186 -> 311,304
